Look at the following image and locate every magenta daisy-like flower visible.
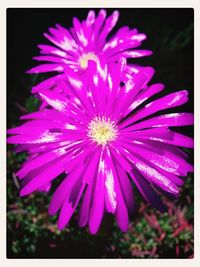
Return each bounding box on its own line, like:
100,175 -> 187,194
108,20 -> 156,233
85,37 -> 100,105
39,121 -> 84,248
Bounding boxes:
27,9 -> 152,95
8,59 -> 193,234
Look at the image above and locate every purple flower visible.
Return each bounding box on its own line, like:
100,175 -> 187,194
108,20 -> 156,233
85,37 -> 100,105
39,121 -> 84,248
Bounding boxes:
7,60 -> 193,234
27,9 -> 152,95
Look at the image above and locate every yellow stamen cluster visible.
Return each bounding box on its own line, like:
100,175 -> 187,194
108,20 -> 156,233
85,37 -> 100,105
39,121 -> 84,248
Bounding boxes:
79,52 -> 99,69
88,117 -> 118,145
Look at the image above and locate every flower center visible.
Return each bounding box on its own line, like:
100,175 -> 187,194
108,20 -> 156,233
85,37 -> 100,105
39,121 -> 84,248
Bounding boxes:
79,52 -> 99,69
88,117 -> 118,145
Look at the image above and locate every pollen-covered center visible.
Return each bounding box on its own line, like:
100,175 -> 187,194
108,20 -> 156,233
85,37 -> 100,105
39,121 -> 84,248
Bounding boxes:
88,117 -> 118,145
79,52 -> 99,69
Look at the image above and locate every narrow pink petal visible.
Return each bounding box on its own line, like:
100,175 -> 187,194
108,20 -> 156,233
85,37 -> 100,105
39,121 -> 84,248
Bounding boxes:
123,141 -> 192,177
102,26 -> 130,52
48,165 -> 84,215
110,49 -> 152,61
83,10 -> 95,48
66,69 -> 95,114
26,63 -> 64,74
82,148 -> 101,184
20,108 -> 66,121
109,143 -> 133,172
57,180 -> 86,230
44,29 -> 79,54
73,17 -> 88,47
93,9 -> 107,43
31,74 -> 66,93
154,169 -> 184,186
115,190 -> 129,232
121,113 -> 194,131
7,120 -> 63,134
137,130 -> 194,148
122,64 -> 142,81
115,163 -> 135,214
86,10 -> 95,26
38,182 -> 52,192
102,146 -> 129,232
114,67 -> 155,120
143,140 -> 189,160
89,149 -> 105,234
120,127 -> 172,139
64,142 -> 94,174
104,33 -> 147,57
156,131 -> 194,148
38,89 -> 87,120
54,23 -> 79,53
78,183 -> 93,227
33,55 -> 76,65
7,131 -> 64,145
116,145 -> 179,196
130,169 -> 167,212
20,142 -> 91,197
78,149 -> 101,227
38,89 -> 68,112
28,141 -> 69,154
121,49 -> 152,58
98,10 -> 119,46
125,83 -> 165,116
114,165 -> 129,232
103,147 -> 117,214
20,155 -> 67,196
85,61 -> 107,115
133,158 -> 179,195
121,90 -> 189,128
38,44 -> 69,58
17,142 -> 82,178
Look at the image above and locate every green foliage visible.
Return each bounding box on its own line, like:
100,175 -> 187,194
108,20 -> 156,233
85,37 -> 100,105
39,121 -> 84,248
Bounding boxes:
25,96 -> 40,113
159,24 -> 193,52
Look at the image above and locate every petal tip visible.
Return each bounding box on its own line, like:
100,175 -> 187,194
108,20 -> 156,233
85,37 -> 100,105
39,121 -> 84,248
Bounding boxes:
20,189 -> 27,197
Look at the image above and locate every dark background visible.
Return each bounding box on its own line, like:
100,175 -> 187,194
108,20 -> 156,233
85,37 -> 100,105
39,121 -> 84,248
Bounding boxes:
7,8 -> 194,258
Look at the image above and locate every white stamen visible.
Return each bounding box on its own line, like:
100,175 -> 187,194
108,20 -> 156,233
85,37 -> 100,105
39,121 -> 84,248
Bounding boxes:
79,52 -> 99,69
88,116 -> 118,145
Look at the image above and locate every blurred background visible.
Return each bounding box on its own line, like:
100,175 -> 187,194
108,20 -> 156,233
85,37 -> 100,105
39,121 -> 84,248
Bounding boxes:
7,8 -> 194,258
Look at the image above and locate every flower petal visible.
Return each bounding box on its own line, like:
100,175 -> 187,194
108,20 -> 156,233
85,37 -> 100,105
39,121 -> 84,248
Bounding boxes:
48,165 -> 85,215
121,90 -> 189,128
57,178 -> 86,230
121,113 -> 194,131
125,83 -> 165,115
130,169 -> 167,212
98,10 -> 119,47
26,64 -> 64,74
20,155 -> 67,196
78,149 -> 101,227
16,141 -> 83,179
115,144 -> 179,196
115,163 -> 135,214
89,149 -> 106,234
110,49 -> 152,61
